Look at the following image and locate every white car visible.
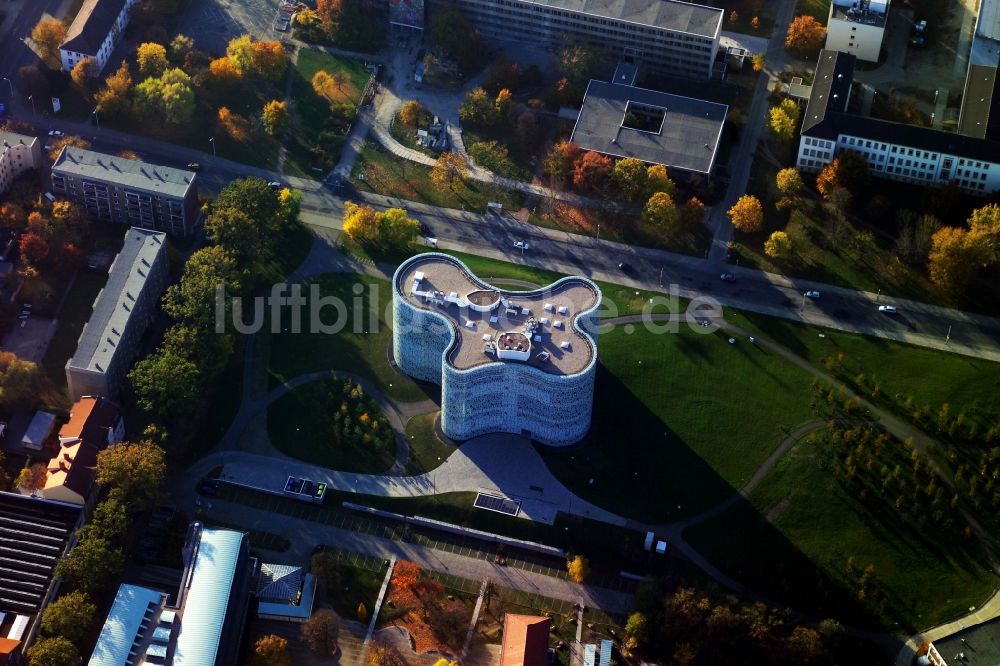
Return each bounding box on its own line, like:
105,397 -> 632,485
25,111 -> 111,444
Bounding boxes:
48,130 -> 65,137
513,241 -> 530,251
267,181 -> 283,189
804,290 -> 821,299
878,305 -> 897,314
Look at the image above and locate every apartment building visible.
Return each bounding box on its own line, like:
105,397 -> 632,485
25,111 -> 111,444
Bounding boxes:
0,131 -> 43,194
59,0 -> 138,74
798,50 -> 1000,196
434,0 -> 722,78
393,253 -> 601,446
51,147 -> 199,236
66,228 -> 168,402
825,0 -> 888,63
958,0 -> 1000,140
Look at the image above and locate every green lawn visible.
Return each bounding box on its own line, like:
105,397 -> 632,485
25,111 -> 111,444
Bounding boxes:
684,427 -> 996,632
351,140 -> 524,213
41,270 -> 108,402
267,273 -> 426,402
312,546 -> 388,621
403,413 -> 456,476
794,0 -> 831,22
286,50 -> 371,175
541,325 -> 818,522
267,378 -> 398,473
272,220 -> 315,279
726,309 -> 1000,441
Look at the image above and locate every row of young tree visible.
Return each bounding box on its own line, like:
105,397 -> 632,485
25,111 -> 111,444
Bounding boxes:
27,441 -> 167,666
127,178 -> 301,441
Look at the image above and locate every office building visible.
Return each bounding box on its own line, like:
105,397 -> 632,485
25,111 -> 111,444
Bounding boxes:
51,147 -> 199,237
571,76 -> 727,176
825,0 -> 888,63
66,228 -> 168,402
435,0 -> 722,78
0,132 -> 42,194
958,0 -> 1000,140
59,0 -> 138,74
393,253 -> 601,446
797,50 -> 1000,196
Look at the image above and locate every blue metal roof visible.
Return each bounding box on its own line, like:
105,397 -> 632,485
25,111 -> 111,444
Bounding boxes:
172,528 -> 246,666
88,584 -> 165,666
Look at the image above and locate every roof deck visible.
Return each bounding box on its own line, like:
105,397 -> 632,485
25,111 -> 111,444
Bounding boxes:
396,255 -> 600,376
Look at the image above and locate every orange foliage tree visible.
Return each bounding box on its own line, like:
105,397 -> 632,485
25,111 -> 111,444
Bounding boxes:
785,16 -> 826,58
728,194 -> 764,233
217,107 -> 250,142
571,151 -> 613,193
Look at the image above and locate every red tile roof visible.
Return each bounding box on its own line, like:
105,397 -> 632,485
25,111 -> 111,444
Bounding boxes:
500,614 -> 551,666
58,396 -> 120,447
43,441 -> 98,500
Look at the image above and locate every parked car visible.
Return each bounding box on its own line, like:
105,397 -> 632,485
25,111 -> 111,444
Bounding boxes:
804,290 -> 821,299
47,130 -> 65,137
186,162 -> 201,171
878,305 -> 898,314
513,241 -> 530,251
618,262 -> 632,272
720,273 -> 736,282
418,221 -> 432,236
267,181 -> 283,189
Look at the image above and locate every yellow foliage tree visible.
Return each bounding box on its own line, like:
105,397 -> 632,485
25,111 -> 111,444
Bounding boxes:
209,57 -> 243,87
252,635 -> 291,666
764,230 -> 793,258
399,100 -> 424,126
342,202 -> 381,244
567,555 -> 589,583
226,34 -> 255,72
786,15 -> 826,57
71,58 -> 97,88
250,40 -> 286,80
728,194 -> 764,233
137,42 -> 169,78
431,152 -> 468,191
775,167 -> 804,197
96,60 -> 133,117
261,100 -> 287,135
928,226 -> 991,295
642,191 -> 681,232
217,107 -> 250,142
752,53 -> 765,72
645,164 -> 676,198
30,18 -> 66,64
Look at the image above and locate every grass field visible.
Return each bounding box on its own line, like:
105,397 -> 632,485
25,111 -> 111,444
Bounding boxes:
267,378 -> 398,473
684,427 -> 996,632
727,309 -> 1000,439
351,140 -> 524,213
267,273 -> 427,402
794,0 -> 831,22
312,546 -> 388,621
541,324 -> 818,522
287,50 -> 370,175
403,413 -> 455,476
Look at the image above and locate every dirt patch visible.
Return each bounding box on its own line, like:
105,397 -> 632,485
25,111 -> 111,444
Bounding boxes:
380,562 -> 475,658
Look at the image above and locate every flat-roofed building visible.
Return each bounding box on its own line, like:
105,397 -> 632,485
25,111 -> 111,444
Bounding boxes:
958,0 -> 1000,140
51,147 -> 199,236
500,614 -> 551,666
393,253 -> 601,446
66,228 -> 168,402
0,132 -> 43,194
798,50 -> 1000,196
59,0 -> 138,74
825,0 -> 889,63
571,79 -> 727,175
435,0 -> 722,78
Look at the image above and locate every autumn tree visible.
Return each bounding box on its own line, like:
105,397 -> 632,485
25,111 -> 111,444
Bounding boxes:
312,70 -> 338,101
776,167 -> 804,198
567,555 -> 589,583
612,157 -> 647,202
0,352 -> 39,409
786,15 -> 826,58
928,226 -> 990,295
816,151 -> 870,197
968,203 -> 1000,262
559,43 -> 603,83
217,107 -> 250,142
431,152 -> 468,191
542,140 -> 581,186
137,42 -> 169,77
682,197 -> 706,227
262,100 -> 287,135
88,496 -> 129,541
399,100 -> 425,126
0,203 -> 27,232
252,635 -> 291,666
728,9 -> 739,23
19,232 -> 49,265
572,151 -> 613,193
458,87 -> 498,126
625,611 -> 650,648
95,61 -> 133,118
168,34 -> 194,63
769,98 -> 801,141
135,68 -> 195,124
70,58 -> 97,88
366,640 -> 405,666
15,464 -> 47,494
226,34 -> 255,72
728,194 -> 764,233
250,40 -> 286,80
494,88 -> 513,120
30,18 -> 66,64
96,440 -> 167,508
547,76 -> 578,107
209,57 -> 244,87
643,192 -> 681,232
752,53 -> 765,72
301,609 -> 339,656
645,164 -> 677,198
764,230 -> 793,258
751,16 -> 761,30
26,637 -> 80,666
357,602 -> 368,621
41,591 -> 96,643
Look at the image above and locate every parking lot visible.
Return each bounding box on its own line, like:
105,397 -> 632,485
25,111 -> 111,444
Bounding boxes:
175,0 -> 280,54
1,315 -> 56,363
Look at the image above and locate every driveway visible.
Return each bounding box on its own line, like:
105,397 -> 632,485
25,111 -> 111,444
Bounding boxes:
2,317 -> 56,363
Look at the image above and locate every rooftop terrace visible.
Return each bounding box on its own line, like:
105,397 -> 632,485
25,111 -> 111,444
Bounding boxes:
396,255 -> 600,376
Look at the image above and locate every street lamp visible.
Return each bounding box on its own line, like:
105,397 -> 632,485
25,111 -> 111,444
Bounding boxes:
934,89 -> 939,104
92,107 -> 100,130
596,223 -> 600,240
1,77 -> 12,98
209,136 -> 216,156
27,95 -> 35,117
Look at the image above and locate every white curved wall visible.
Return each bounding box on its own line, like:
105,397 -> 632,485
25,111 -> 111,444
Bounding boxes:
392,254 -> 600,447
